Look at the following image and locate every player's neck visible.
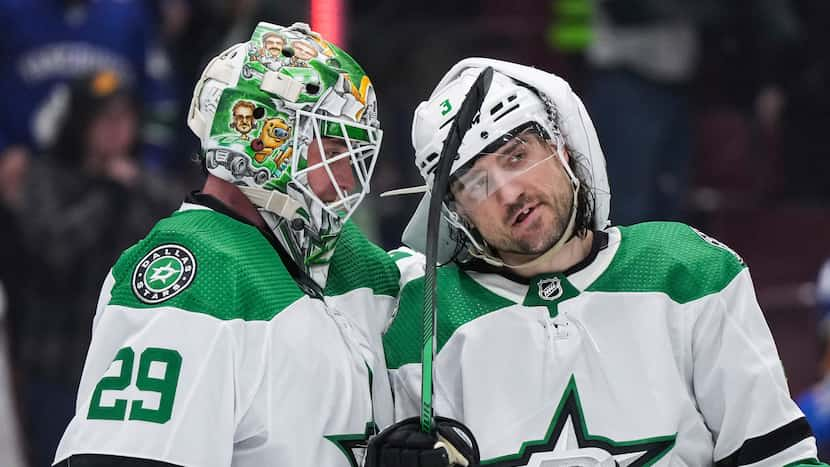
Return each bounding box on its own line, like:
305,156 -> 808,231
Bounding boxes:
502,230 -> 594,278
201,175 -> 268,231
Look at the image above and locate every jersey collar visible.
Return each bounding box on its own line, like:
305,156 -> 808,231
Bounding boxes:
460,230 -> 610,285
183,191 -> 324,298
459,229 -> 620,305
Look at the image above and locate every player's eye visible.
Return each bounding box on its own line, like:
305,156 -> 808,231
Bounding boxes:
505,152 -> 526,167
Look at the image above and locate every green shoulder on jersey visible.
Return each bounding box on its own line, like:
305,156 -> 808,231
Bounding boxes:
108,209 -> 304,321
384,264 -> 514,369
587,222 -> 746,303
324,222 -> 401,298
383,221 -> 746,369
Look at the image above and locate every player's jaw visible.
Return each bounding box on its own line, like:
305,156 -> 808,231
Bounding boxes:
471,182 -> 573,261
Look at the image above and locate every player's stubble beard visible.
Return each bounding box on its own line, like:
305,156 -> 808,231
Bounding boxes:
472,170 -> 574,260
500,191 -> 572,256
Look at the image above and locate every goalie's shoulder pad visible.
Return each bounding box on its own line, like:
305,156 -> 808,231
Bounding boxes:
325,222 -> 401,298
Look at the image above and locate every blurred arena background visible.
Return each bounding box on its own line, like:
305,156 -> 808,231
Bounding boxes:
0,0 -> 828,465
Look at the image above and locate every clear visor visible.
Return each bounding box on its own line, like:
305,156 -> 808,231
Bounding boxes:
443,124 -> 580,265
292,109 -> 382,221
448,125 -> 559,212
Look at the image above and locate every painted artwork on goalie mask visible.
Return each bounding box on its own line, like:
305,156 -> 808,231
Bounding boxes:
242,23 -> 377,122
205,23 -> 378,191
246,26 -> 328,73
206,88 -> 301,190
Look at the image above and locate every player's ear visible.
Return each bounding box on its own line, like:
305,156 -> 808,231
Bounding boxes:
551,136 -> 569,163
559,146 -> 570,164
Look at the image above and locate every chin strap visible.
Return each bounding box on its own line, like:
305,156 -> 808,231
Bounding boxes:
238,185 -> 305,220
469,147 -> 580,271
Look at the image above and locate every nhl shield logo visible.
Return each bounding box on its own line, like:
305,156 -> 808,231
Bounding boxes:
132,244 -> 197,304
537,277 -> 563,301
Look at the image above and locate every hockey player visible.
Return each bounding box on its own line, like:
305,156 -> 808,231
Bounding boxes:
382,59 -> 826,466
52,22 -> 472,467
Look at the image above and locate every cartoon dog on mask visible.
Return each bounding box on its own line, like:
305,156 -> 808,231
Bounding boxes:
251,117 -> 293,166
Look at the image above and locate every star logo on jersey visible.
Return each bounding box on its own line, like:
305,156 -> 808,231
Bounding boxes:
132,244 -> 197,304
325,422 -> 378,467
537,277 -> 563,301
148,261 -> 181,286
483,376 -> 676,467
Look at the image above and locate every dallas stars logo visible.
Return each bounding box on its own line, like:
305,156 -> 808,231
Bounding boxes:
483,377 -> 675,467
132,244 -> 197,304
325,422 -> 378,467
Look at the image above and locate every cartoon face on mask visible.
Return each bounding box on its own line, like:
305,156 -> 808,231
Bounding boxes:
230,100 -> 256,139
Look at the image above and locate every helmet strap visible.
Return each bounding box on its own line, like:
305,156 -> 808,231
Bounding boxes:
238,185 -> 305,220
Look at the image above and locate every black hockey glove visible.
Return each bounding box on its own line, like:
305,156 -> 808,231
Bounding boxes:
365,416 -> 480,467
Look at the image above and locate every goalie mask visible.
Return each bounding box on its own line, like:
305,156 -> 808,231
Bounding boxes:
401,59 -> 609,267
188,22 -> 381,269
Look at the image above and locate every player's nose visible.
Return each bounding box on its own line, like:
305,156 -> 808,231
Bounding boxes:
330,156 -> 356,195
492,172 -> 524,207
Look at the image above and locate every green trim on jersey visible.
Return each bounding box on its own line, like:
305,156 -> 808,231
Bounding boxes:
388,249 -> 414,262
481,375 -> 676,466
782,459 -> 827,467
109,209 -> 304,320
384,265 -> 514,369
523,274 -> 581,318
587,222 -> 746,304
324,422 -> 379,467
324,222 -> 401,298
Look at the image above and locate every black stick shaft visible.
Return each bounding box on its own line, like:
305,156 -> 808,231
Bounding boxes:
421,66 -> 494,433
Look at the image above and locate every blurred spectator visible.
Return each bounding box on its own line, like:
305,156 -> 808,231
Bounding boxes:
0,145 -> 30,211
0,0 -> 177,169
0,194 -> 27,467
583,0 -> 721,225
0,288 -> 25,467
797,260 -> 830,460
778,0 -> 830,200
691,0 -> 803,211
14,70 -> 182,466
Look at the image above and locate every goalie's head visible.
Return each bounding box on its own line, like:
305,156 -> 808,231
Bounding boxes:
406,60 -> 609,268
188,22 -> 381,266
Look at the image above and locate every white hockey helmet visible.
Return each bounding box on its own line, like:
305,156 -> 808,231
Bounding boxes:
412,69 -> 557,185
401,58 -> 610,264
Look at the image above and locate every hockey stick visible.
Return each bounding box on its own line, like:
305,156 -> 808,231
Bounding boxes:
421,66 -> 494,434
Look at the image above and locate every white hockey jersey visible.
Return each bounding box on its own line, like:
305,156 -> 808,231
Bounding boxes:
55,199 -> 402,466
384,222 -> 824,466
